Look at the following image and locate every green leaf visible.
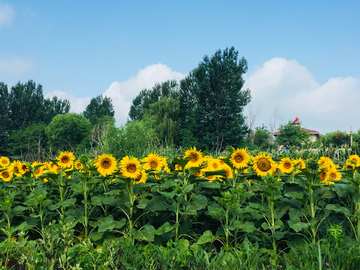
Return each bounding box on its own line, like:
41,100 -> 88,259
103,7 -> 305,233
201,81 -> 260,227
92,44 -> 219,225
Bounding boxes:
94,216 -> 126,232
155,222 -> 174,235
183,184 -> 194,194
197,230 -> 215,245
13,206 -> 27,215
185,205 -> 197,215
137,198 -> 150,209
47,198 -> 76,210
288,220 -> 311,232
190,195 -> 208,210
91,196 -> 103,206
177,239 -> 190,252
130,224 -> 156,242
326,204 -> 352,217
232,221 -> 257,233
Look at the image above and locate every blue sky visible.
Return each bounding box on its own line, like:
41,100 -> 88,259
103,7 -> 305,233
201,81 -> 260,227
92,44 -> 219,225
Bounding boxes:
1,1 -> 360,134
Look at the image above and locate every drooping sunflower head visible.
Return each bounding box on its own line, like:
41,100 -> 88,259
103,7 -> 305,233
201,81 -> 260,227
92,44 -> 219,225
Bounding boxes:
348,155 -> 360,167
120,156 -> 141,179
318,156 -> 335,170
252,153 -> 276,177
221,164 -> 233,179
0,169 -> 13,182
74,160 -> 84,171
57,151 -> 75,168
19,162 -> 30,175
10,161 -> 23,177
94,154 -> 117,176
184,147 -> 204,169
133,170 -> 147,185
345,161 -> 356,170
141,153 -> 164,171
31,161 -> 44,179
230,148 -> 250,169
319,170 -> 330,183
0,157 -> 10,168
278,157 -> 294,174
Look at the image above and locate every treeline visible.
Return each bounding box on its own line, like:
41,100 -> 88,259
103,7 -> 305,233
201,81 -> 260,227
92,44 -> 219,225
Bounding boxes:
1,47 -> 254,160
0,80 -> 115,160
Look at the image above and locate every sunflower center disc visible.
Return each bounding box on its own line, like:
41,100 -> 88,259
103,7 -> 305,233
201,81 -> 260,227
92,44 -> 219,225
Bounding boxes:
62,157 -> 69,163
284,163 -> 291,169
150,161 -> 157,169
102,159 -> 111,169
258,158 -> 271,172
127,164 -> 136,173
3,172 -> 9,178
235,155 -> 243,162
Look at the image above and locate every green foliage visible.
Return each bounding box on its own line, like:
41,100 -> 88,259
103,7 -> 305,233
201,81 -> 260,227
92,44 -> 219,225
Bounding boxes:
0,80 -> 70,156
104,118 -> 160,158
83,95 -> 115,125
276,121 -> 310,148
179,47 -> 251,151
7,122 -> 47,159
321,130 -> 350,147
129,80 -> 179,121
46,113 -> 91,152
254,126 -> 271,150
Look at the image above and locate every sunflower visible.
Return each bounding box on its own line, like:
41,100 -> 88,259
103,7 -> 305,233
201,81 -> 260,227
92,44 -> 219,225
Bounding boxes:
57,151 -> 75,168
9,161 -> 22,177
31,161 -> 44,179
207,158 -> 222,171
318,156 -> 335,170
184,147 -> 204,169
252,153 -> 276,177
94,154 -> 117,176
19,162 -> 30,175
230,148 -> 250,169
161,157 -> 171,173
348,155 -> 360,167
74,160 -> 83,171
221,164 -> 233,179
133,170 -> 147,184
319,170 -> 330,183
0,157 -> 10,168
0,169 -> 13,182
141,153 -> 164,171
329,169 -> 342,181
120,156 -> 141,179
278,157 -> 294,174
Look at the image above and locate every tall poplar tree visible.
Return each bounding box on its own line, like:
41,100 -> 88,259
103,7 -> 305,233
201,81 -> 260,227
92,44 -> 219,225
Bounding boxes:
179,47 -> 251,150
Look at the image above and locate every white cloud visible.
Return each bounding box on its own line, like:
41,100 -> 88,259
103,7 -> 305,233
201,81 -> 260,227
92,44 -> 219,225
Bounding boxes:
103,63 -> 185,125
44,90 -> 91,114
0,3 -> 14,28
0,57 -> 33,75
244,58 -> 360,134
45,64 -> 185,123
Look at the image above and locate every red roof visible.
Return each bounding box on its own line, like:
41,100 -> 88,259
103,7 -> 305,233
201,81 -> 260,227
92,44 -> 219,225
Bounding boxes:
272,128 -> 323,136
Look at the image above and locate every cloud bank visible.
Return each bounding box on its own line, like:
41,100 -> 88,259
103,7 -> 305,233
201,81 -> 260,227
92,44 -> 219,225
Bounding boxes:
103,63 -> 185,124
46,63 -> 185,124
244,58 -> 360,134
0,3 -> 14,28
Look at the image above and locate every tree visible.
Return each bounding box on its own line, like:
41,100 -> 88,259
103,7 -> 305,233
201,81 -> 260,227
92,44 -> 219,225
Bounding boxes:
275,121 -> 310,148
179,47 -> 251,150
46,113 -> 91,152
254,126 -> 271,150
0,82 -> 9,155
129,80 -> 179,121
143,96 -> 180,145
83,95 -> 115,125
321,131 -> 349,147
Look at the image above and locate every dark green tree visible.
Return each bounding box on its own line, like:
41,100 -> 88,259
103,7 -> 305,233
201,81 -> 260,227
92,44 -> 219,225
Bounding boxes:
275,121 -> 310,148
0,82 -> 9,155
179,47 -> 251,150
7,122 -> 47,160
321,131 -> 349,147
129,80 -> 179,121
46,113 -> 91,152
41,96 -> 71,124
83,95 -> 115,125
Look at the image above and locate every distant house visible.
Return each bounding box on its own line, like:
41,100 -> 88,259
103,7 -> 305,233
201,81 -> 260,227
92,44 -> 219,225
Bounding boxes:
272,128 -> 323,143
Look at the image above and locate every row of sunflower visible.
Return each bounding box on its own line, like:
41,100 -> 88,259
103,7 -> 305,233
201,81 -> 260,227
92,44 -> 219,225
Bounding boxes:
1,148 -> 359,185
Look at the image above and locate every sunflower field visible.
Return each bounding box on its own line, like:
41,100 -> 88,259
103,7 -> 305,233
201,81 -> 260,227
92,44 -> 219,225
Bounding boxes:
1,148 -> 360,269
